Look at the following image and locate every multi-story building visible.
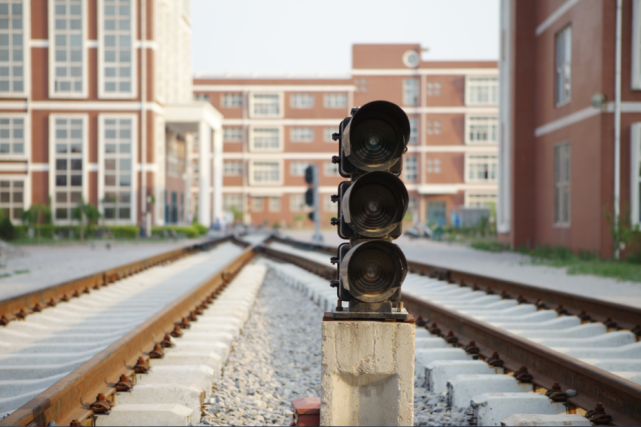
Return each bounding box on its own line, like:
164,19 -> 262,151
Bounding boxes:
194,44 -> 499,228
0,0 -> 222,232
498,0 -> 641,257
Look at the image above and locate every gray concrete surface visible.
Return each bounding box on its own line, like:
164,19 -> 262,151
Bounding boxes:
279,230 -> 641,309
0,239 -> 200,301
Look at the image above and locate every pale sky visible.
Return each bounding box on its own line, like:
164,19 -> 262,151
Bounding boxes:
191,0 -> 500,75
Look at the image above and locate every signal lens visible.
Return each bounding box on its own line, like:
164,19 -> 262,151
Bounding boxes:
351,118 -> 399,167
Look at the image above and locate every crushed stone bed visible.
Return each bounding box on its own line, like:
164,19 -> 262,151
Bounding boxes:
200,266 -> 468,427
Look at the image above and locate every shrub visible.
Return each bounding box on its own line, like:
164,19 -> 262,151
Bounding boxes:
105,226 -> 139,239
192,222 -> 208,235
0,217 -> 15,241
151,226 -> 199,239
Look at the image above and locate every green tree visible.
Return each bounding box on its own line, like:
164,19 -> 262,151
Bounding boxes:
72,197 -> 101,242
21,202 -> 51,243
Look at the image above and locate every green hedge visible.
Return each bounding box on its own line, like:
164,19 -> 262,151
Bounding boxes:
14,225 -> 140,240
192,222 -> 208,235
151,226 -> 199,238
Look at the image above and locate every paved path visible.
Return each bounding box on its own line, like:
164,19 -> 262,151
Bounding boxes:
279,230 -> 641,309
0,239 -> 201,301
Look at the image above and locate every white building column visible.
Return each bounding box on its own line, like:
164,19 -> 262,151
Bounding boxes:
198,120 -> 211,226
212,127 -> 223,223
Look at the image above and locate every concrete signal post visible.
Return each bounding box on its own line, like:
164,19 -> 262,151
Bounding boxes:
321,101 -> 415,426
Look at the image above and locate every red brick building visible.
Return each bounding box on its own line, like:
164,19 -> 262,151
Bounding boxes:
498,0 -> 641,257
194,44 -> 499,228
0,0 -> 223,233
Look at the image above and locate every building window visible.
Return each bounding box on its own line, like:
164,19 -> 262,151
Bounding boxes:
427,201 -> 446,226
324,127 -> 336,142
194,93 -> 210,102
291,127 -> 314,142
408,196 -> 418,218
427,120 -> 441,135
631,123 -> 641,225
0,179 -> 23,220
268,196 -> 281,212
51,116 -> 86,221
290,194 -> 310,212
290,161 -> 309,177
408,116 -> 418,144
100,116 -> 134,222
555,26 -> 572,106
427,82 -> 441,96
466,155 -> 498,182
250,161 -> 281,185
466,193 -> 497,208
0,116 -> 24,155
222,93 -> 243,108
324,161 -> 338,176
466,77 -> 498,105
355,78 -> 368,92
554,143 -> 571,226
223,161 -> 242,176
633,2 -> 641,90
0,0 -> 25,95
404,156 -> 417,181
250,127 -> 281,151
50,0 -> 86,97
99,0 -> 135,97
427,158 -> 441,173
403,78 -> 419,105
250,93 -> 281,117
466,116 -> 498,144
291,93 -> 314,109
223,127 -> 243,142
223,194 -> 242,212
324,93 -> 347,108
251,197 -> 263,212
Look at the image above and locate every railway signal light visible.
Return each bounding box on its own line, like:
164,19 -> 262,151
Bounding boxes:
304,164 -> 323,243
329,100 -> 411,320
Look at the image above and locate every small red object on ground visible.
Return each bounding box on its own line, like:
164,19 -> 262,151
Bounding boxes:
290,397 -> 320,426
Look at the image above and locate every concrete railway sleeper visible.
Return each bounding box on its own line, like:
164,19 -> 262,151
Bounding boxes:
261,238 -> 641,426
0,238 -> 264,426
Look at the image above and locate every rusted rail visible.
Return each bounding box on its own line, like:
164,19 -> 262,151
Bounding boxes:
267,234 -> 641,332
261,237 -> 641,426
0,235 -> 244,326
0,237 -> 255,427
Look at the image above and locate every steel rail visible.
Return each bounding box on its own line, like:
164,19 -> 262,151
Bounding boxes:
0,236 -> 238,326
261,240 -> 641,426
0,237 -> 255,427
267,234 -> 641,333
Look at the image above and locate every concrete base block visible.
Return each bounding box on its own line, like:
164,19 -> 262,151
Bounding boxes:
173,341 -> 230,361
415,328 -> 431,339
115,383 -> 204,424
447,374 -> 532,409
95,403 -> 194,426
415,348 -> 471,378
179,331 -> 234,345
149,352 -> 222,379
425,361 -> 503,393
136,365 -> 214,397
471,393 -> 566,426
320,320 -> 414,426
500,414 -> 591,426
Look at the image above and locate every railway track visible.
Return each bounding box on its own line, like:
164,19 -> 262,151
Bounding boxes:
260,235 -> 641,426
0,235 -> 262,426
2,232 -> 640,426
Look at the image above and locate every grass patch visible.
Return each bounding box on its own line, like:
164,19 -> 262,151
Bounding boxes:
0,273 -> 11,279
518,244 -> 641,283
470,240 -> 508,252
13,269 -> 29,274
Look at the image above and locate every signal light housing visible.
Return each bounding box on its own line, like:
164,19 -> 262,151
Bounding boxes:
329,100 -> 412,321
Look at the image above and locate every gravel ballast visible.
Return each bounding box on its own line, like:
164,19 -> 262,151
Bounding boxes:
201,264 -> 468,426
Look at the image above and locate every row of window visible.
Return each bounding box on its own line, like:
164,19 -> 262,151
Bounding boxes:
222,155 -> 497,185
223,192 -> 497,216
220,116 -> 498,148
199,92 -> 348,111
403,77 -> 497,106
0,0 -> 136,98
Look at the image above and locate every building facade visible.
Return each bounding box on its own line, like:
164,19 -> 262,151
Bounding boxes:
498,0 -> 641,257
194,44 -> 499,229
0,0 -> 222,232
